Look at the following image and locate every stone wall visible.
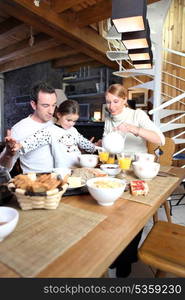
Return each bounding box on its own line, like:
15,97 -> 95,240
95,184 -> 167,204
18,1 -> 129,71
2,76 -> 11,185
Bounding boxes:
4,61 -> 63,133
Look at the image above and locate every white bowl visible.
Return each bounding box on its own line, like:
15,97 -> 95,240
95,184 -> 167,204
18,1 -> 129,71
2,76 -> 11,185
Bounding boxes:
86,177 -> 126,206
132,161 -> 160,180
78,154 -> 98,168
135,153 -> 155,162
100,164 -> 121,177
0,207 -> 19,242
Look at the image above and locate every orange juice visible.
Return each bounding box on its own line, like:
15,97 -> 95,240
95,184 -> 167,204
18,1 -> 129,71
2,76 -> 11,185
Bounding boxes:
106,155 -> 115,164
99,151 -> 109,163
118,157 -> 131,170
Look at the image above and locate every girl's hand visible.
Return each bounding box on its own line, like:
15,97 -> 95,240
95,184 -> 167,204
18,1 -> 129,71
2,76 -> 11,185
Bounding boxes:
95,139 -> 102,147
5,130 -> 22,155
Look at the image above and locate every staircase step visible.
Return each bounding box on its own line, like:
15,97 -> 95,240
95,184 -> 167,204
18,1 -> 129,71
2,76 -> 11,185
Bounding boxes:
129,80 -> 154,90
173,138 -> 185,144
159,110 -> 185,119
113,68 -> 155,78
159,123 -> 185,132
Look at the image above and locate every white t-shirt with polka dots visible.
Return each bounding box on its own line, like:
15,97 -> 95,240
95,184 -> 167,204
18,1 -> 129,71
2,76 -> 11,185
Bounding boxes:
20,124 -> 96,168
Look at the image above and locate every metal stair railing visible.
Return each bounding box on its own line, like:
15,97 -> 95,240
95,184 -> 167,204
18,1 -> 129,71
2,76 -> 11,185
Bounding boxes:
149,48 -> 185,167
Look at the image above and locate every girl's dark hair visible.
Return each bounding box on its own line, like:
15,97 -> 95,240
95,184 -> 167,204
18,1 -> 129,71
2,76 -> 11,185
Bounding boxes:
30,81 -> 56,103
57,100 -> 79,116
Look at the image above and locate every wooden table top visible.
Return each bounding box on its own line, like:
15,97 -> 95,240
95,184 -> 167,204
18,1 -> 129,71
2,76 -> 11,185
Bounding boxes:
0,166 -> 184,278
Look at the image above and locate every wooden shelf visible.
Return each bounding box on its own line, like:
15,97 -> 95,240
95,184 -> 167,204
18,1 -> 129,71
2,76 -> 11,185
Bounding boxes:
67,92 -> 105,99
63,75 -> 101,84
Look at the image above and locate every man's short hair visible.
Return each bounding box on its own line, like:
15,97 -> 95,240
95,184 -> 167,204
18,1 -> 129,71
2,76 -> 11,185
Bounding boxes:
30,81 -> 56,103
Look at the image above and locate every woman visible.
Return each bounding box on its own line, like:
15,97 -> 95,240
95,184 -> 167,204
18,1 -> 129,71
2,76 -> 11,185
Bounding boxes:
103,84 -> 165,154
103,84 -> 165,278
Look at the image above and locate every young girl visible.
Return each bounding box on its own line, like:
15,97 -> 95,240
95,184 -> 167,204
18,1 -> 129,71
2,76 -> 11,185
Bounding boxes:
15,100 -> 96,168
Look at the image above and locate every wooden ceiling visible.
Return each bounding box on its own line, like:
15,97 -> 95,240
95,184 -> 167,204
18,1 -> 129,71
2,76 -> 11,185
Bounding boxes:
0,0 -> 160,73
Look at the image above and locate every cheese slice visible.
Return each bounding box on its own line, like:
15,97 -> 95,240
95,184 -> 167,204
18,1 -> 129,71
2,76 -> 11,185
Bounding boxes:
67,176 -> 82,188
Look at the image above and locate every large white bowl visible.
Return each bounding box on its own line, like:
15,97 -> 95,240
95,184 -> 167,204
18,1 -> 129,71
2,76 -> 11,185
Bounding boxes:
86,177 -> 126,206
0,207 -> 19,242
132,161 -> 160,180
78,154 -> 98,168
100,164 -> 121,177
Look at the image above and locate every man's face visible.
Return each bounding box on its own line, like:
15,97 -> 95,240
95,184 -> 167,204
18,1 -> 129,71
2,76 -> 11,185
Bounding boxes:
31,91 -> 57,123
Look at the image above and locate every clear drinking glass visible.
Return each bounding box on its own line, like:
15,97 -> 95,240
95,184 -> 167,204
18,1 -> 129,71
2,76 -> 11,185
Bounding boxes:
117,153 -> 132,175
98,148 -> 109,164
106,153 -> 115,164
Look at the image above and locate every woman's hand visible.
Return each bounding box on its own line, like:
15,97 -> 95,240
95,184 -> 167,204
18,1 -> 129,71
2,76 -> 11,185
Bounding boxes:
114,122 -> 162,145
114,122 -> 139,136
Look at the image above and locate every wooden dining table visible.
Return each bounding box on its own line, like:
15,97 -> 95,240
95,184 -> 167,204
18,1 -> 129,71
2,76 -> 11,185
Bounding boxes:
0,166 -> 185,278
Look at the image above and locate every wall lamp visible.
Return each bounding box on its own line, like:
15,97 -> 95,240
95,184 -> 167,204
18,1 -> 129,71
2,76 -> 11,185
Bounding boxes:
122,20 -> 151,49
112,0 -> 147,33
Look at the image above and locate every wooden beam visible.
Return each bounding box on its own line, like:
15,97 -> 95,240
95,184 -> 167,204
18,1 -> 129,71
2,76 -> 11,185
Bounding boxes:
0,45 -> 74,73
9,0 -> 109,51
0,17 -> 22,35
52,50 -> 82,68
51,0 -> 85,13
0,33 -> 61,63
0,0 -> 116,68
73,0 -> 161,28
75,0 -> 112,28
52,54 -> 94,68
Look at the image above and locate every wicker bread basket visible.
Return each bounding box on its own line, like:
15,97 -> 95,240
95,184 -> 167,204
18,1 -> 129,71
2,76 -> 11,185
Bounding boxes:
8,175 -> 68,210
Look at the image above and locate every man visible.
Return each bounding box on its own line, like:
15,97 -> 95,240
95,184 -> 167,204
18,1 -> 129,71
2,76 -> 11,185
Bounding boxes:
0,81 -> 57,173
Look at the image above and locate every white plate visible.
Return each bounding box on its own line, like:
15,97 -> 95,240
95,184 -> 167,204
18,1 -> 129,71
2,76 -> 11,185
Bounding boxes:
67,183 -> 86,190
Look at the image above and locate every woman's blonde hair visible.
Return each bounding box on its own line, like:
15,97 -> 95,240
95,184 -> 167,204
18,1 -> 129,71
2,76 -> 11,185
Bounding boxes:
106,84 -> 127,99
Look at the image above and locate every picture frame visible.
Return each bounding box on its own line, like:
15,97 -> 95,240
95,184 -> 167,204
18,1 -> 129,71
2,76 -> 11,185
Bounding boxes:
128,88 -> 148,107
101,104 -> 107,121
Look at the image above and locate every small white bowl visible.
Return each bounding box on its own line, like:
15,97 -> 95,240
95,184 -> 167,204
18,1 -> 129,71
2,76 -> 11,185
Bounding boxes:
86,177 -> 126,206
0,207 -> 19,242
78,154 -> 98,168
100,164 -> 121,177
132,161 -> 160,180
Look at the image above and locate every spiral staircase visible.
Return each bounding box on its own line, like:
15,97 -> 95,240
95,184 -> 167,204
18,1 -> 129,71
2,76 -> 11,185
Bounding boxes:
106,0 -> 185,168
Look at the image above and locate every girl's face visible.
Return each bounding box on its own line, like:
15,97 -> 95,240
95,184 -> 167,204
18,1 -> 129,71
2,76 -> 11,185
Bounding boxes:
57,113 -> 79,129
105,92 -> 127,115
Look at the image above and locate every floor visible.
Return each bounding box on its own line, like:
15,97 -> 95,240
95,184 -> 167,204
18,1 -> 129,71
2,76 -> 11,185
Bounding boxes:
108,191 -> 185,278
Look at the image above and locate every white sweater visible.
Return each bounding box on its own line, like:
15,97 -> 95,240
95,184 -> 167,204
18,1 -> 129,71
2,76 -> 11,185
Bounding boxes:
11,116 -> 53,173
104,107 -> 165,154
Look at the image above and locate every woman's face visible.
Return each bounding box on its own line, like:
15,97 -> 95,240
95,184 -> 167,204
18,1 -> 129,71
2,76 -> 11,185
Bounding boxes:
105,92 -> 127,115
57,113 -> 79,129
